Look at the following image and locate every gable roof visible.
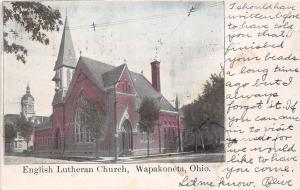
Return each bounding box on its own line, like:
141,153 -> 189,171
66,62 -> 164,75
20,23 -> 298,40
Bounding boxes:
54,17 -> 77,70
77,56 -> 176,112
78,56 -> 115,90
130,73 -> 175,111
103,64 -> 126,87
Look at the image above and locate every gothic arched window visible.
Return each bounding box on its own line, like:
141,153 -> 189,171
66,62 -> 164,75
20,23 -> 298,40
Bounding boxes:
74,111 -> 81,143
74,103 -> 94,143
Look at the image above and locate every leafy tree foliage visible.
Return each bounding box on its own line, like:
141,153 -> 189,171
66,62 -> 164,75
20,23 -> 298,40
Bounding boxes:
76,95 -> 107,158
183,73 -> 224,151
5,122 -> 17,143
16,114 -> 33,150
138,97 -> 160,156
3,2 -> 63,63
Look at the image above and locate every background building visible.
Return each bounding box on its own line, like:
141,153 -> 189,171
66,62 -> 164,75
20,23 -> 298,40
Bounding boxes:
4,85 -> 48,152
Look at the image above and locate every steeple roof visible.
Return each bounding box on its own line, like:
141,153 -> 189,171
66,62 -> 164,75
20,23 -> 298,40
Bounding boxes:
54,17 -> 77,70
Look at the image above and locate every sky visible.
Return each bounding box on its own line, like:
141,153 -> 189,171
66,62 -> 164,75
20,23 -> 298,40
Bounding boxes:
3,1 -> 224,116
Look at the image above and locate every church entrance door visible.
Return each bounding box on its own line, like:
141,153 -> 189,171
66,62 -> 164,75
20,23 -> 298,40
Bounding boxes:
121,120 -> 132,156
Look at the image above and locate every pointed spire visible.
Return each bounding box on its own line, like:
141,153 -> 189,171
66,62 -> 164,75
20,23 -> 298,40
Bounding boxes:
26,82 -> 30,94
54,17 -> 77,70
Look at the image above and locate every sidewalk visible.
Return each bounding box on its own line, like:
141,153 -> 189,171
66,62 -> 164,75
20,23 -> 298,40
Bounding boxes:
89,151 -> 194,163
4,151 -> 224,164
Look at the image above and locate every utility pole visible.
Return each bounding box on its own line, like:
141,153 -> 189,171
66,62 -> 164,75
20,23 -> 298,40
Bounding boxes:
114,84 -> 118,161
92,22 -> 96,31
175,95 -> 182,152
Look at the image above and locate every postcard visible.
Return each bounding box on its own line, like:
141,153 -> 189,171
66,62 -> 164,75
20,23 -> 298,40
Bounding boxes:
1,1 -> 299,190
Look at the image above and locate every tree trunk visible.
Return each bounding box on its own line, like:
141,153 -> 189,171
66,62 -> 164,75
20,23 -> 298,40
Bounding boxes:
62,135 -> 66,155
200,133 -> 205,150
95,137 -> 99,159
195,132 -> 198,152
26,140 -> 29,151
158,127 -> 161,153
147,132 -> 150,157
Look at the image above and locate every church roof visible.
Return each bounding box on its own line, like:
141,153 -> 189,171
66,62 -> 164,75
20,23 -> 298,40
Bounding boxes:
53,17 -> 77,70
130,72 -> 175,111
78,57 -> 115,89
78,57 -> 176,112
103,64 -> 126,87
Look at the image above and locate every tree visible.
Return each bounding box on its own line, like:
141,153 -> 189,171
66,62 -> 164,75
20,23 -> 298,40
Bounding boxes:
76,95 -> 107,158
3,2 -> 63,63
138,97 -> 160,156
5,122 -> 17,144
16,115 -> 33,151
183,73 -> 224,151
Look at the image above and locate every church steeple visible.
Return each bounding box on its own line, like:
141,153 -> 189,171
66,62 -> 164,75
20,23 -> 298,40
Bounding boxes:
52,17 -> 77,105
54,17 -> 77,70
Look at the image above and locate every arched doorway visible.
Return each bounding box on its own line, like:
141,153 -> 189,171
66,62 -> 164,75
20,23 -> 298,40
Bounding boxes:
121,120 -> 132,155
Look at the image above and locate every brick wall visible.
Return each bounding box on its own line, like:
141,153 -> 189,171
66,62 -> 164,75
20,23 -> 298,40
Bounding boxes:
63,67 -> 113,156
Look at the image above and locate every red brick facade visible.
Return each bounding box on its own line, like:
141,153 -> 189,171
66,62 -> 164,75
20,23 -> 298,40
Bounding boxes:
34,60 -> 181,156
34,18 -> 181,157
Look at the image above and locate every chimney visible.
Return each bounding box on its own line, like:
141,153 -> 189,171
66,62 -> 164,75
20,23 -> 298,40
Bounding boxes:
150,60 -> 161,92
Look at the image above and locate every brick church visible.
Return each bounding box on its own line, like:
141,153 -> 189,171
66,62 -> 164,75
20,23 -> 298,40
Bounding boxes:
34,17 -> 181,156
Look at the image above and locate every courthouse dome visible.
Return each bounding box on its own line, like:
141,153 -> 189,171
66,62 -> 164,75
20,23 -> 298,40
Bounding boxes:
21,85 -> 34,102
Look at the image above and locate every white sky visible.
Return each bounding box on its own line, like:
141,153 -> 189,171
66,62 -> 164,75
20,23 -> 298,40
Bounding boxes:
3,1 -> 224,116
